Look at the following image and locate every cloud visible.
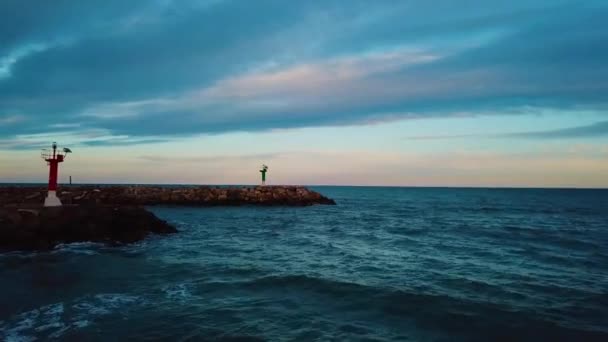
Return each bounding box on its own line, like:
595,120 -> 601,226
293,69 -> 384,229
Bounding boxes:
0,114 -> 26,125
80,138 -> 171,147
0,127 -> 173,150
511,121 -> 608,139
1,0 -> 607,145
137,153 -> 280,164
403,134 -> 488,141
404,120 -> 608,140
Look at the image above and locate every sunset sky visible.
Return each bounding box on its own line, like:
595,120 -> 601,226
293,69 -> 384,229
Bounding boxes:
1,0 -> 607,187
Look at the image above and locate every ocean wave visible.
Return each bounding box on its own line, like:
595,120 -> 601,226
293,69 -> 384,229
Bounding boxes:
2,188 -> 607,340
0,293 -> 144,341
53,242 -> 104,255
1,303 -> 65,342
237,273 -> 608,340
162,283 -> 196,302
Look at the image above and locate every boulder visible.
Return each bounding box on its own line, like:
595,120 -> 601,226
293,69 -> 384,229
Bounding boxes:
0,205 -> 177,252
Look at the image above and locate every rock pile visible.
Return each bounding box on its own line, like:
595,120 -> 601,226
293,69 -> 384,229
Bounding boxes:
1,186 -> 336,207
0,205 -> 177,251
0,185 -> 335,251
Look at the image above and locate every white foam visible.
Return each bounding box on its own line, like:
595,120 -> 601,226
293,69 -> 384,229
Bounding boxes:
53,242 -> 103,255
72,302 -> 111,316
73,293 -> 144,321
72,320 -> 90,328
2,293 -> 143,341
34,322 -> 63,332
47,325 -> 70,339
94,293 -> 140,307
40,303 -> 64,317
0,251 -> 39,259
2,305 -> 43,342
31,303 -> 64,334
4,334 -> 37,342
163,283 -> 194,302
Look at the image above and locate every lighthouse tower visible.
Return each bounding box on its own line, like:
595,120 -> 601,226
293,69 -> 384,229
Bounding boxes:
41,142 -> 72,207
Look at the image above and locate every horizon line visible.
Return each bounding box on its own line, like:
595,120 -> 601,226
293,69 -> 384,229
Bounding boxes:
1,182 -> 606,190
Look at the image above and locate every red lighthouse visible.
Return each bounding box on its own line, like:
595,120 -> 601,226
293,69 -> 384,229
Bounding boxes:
41,142 -> 72,207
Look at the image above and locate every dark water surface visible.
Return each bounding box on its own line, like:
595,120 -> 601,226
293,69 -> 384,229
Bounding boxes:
1,187 -> 607,341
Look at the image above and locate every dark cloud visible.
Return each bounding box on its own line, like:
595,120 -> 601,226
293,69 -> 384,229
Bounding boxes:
0,0 -> 146,54
1,0 -> 607,145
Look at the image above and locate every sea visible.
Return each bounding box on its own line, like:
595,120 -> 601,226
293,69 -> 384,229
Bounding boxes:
0,186 -> 607,341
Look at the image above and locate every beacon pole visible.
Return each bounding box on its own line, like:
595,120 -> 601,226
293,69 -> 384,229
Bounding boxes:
41,142 -> 72,207
260,164 -> 268,186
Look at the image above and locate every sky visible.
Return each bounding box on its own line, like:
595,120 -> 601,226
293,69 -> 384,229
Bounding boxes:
0,0 -> 607,187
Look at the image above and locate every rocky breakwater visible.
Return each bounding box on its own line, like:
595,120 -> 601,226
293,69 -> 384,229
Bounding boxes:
1,185 -> 336,207
0,205 -> 177,251
0,185 -> 334,251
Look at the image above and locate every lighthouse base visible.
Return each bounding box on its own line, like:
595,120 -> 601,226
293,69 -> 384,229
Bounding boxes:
44,191 -> 63,207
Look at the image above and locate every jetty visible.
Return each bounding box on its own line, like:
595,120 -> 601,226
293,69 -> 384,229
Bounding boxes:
0,143 -> 336,251
0,185 -> 335,251
1,185 -> 336,207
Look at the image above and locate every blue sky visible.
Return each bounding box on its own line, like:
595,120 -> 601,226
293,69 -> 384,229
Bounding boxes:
0,0 -> 607,187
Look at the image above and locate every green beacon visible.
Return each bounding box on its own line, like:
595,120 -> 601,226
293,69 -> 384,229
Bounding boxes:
260,164 -> 268,186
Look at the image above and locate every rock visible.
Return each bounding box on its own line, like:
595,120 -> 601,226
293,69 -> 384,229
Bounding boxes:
74,191 -> 88,200
0,205 -> 177,252
25,192 -> 41,200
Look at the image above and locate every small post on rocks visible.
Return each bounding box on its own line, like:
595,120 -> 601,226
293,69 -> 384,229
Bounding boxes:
41,142 -> 72,207
259,164 -> 268,186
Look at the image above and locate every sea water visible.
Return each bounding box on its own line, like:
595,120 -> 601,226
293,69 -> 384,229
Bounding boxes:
1,187 -> 607,341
